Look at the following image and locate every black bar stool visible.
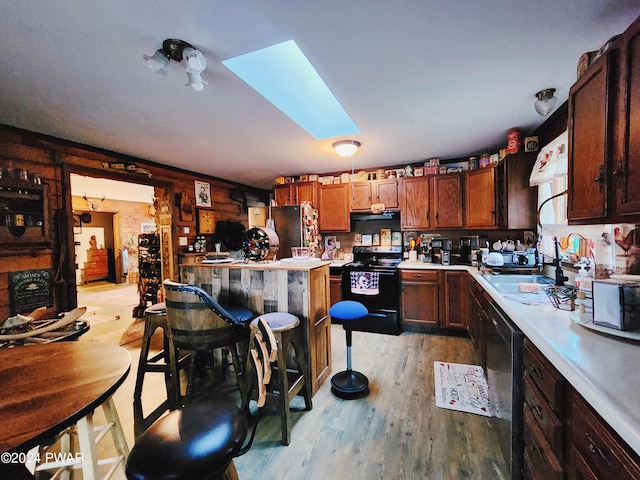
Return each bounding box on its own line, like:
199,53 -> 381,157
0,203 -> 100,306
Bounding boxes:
329,301 -> 369,399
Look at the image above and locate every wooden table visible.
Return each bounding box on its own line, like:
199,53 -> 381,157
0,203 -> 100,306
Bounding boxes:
0,341 -> 130,454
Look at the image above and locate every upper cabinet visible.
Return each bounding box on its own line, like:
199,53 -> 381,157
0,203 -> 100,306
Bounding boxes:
431,174 -> 463,229
0,179 -> 50,249
273,181 -> 318,206
351,179 -> 398,211
400,176 -> 431,230
465,153 -> 537,230
568,16 -> 640,223
318,183 -> 350,232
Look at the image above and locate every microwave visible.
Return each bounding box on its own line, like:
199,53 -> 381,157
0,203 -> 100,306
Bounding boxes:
592,279 -> 640,331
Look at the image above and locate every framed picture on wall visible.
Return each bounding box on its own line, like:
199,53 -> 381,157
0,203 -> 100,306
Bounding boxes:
197,208 -> 216,235
195,180 -> 211,208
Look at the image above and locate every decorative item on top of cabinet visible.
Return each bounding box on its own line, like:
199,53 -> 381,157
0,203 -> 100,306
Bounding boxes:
318,183 -> 350,232
133,233 -> 161,317
0,178 -> 50,249
273,181 -> 318,206
568,15 -> 640,224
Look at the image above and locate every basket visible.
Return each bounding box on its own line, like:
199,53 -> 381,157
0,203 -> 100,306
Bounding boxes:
544,285 -> 577,311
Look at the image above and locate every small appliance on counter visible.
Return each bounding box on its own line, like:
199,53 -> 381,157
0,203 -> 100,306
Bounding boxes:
460,235 -> 488,266
431,237 -> 452,265
593,279 -> 640,331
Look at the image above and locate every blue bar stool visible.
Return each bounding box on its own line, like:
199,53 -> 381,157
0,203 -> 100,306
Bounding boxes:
329,301 -> 369,399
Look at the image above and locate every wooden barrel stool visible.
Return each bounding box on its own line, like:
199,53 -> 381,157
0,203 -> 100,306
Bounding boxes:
243,312 -> 312,445
329,301 -> 369,399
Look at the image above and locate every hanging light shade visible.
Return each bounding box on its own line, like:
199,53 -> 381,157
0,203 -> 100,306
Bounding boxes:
332,140 -> 361,158
534,88 -> 557,116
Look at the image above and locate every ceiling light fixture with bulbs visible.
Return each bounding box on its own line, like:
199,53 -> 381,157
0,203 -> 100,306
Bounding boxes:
534,88 -> 557,116
332,139 -> 361,158
144,39 -> 208,92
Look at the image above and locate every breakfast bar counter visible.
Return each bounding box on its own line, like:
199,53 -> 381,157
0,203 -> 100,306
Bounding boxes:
179,260 -> 332,395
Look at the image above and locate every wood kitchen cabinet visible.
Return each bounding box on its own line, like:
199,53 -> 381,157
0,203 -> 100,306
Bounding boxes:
568,15 -> 640,223
468,277 -> 487,369
464,153 -> 537,230
442,270 -> 468,329
401,269 -> 439,328
351,179 -> 398,211
568,387 -> 640,480
318,183 -> 350,232
522,339 -> 565,480
273,181 -> 318,206
432,173 -> 464,229
0,179 -> 50,249
399,176 -> 431,230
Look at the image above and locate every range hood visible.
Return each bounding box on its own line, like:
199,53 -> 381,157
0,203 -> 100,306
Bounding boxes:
350,210 -> 400,221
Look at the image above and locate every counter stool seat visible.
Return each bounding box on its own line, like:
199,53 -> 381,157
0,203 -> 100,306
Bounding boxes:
329,301 -> 369,399
242,312 -> 312,445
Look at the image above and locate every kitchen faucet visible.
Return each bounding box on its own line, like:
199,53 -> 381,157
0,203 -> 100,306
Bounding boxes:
554,236 -> 568,286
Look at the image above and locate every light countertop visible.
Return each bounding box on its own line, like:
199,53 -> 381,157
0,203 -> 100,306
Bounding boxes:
463,266 -> 640,455
180,259 -> 331,271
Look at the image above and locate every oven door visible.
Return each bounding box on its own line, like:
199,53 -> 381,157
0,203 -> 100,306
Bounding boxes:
340,268 -> 400,335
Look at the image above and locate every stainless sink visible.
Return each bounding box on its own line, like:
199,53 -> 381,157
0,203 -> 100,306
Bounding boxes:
482,274 -> 554,294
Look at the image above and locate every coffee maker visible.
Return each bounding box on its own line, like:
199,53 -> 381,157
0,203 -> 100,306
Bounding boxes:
460,235 -> 488,266
431,237 -> 452,265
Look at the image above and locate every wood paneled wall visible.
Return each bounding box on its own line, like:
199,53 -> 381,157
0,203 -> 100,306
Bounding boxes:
0,125 -> 269,318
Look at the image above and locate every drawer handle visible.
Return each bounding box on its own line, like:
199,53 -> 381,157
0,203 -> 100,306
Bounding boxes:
528,397 -> 543,419
585,432 -> 612,467
529,364 -> 544,381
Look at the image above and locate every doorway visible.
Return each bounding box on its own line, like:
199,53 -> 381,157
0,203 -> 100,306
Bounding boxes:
70,174 -> 157,286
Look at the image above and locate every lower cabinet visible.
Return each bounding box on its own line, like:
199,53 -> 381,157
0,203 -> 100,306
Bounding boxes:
568,388 -> 640,480
329,272 -> 342,306
401,269 -> 468,331
468,277 -> 487,369
401,270 -> 440,327
523,339 -> 565,480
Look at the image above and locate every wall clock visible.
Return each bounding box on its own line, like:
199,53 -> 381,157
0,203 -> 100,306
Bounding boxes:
197,209 -> 216,235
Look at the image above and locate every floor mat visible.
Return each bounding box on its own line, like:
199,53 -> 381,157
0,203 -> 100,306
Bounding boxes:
434,361 -> 492,417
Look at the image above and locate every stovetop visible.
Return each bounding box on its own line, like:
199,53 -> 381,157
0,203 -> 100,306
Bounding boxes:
347,245 -> 403,269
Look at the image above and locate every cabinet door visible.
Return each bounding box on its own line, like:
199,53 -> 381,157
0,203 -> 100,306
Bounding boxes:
615,21 -> 640,218
295,181 -> 318,206
465,168 -> 496,228
432,174 -> 463,228
400,177 -> 431,229
273,184 -> 292,206
376,179 -> 399,209
443,271 -> 468,329
309,268 -> 332,393
351,182 -> 372,211
329,274 -> 342,305
568,55 -> 612,222
401,270 -> 439,327
318,183 -> 350,232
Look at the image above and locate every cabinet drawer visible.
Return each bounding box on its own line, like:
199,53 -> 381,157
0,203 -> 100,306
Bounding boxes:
523,406 -> 563,480
401,270 -> 438,282
524,377 -> 563,460
523,339 -> 565,413
571,391 -> 640,480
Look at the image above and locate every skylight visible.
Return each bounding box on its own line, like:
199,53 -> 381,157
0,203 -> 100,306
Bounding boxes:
222,39 -> 360,140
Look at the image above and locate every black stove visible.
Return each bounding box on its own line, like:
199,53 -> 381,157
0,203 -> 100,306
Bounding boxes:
340,245 -> 402,335
345,246 -> 403,270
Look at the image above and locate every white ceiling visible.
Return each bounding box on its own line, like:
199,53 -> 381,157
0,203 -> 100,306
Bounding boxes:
1,1 -> 639,190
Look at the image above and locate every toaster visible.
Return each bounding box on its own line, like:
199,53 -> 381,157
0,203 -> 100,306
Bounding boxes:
592,279 -> 640,331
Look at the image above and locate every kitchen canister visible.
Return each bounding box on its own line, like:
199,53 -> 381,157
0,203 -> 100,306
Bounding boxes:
507,129 -> 521,154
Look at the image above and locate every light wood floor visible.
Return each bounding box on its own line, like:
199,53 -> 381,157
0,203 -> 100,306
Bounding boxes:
58,283 -> 508,480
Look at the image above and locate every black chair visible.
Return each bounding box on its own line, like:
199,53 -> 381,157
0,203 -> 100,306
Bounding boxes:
163,279 -> 254,406
126,318 -> 273,480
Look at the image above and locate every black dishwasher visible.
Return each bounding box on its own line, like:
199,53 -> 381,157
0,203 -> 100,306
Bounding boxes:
485,300 -> 524,480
